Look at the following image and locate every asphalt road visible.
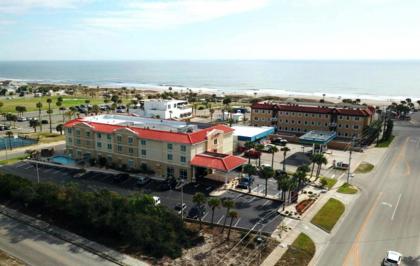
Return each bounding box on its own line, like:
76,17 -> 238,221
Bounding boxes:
317,115 -> 420,266
0,213 -> 117,266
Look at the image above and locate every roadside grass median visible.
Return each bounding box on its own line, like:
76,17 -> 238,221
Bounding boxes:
376,135 -> 395,148
337,183 -> 358,194
311,198 -> 345,233
276,233 -> 315,266
355,162 -> 374,174
0,155 -> 27,165
320,177 -> 337,190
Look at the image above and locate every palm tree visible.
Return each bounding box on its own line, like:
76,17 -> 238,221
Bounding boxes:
315,154 -> 328,180
46,98 -> 53,133
56,124 -> 64,135
244,141 -> 255,164
36,102 -> 43,131
259,165 -> 274,196
287,177 -> 299,203
280,146 -> 290,172
277,175 -> 290,210
92,105 -> 100,115
296,164 -> 310,188
5,131 -> 13,150
29,119 -> 40,132
255,144 -> 265,167
207,197 -> 221,227
209,107 -> 215,122
221,199 -> 235,232
226,210 -> 238,240
267,145 -> 279,169
192,192 -> 207,230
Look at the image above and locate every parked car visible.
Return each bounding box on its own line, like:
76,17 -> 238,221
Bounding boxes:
41,120 -> 49,124
187,205 -> 206,219
272,138 -> 288,146
334,161 -> 349,170
17,117 -> 27,122
152,196 -> 161,206
132,175 -> 151,186
174,203 -> 187,215
261,144 -> 276,153
113,173 -> 130,183
383,251 -> 402,266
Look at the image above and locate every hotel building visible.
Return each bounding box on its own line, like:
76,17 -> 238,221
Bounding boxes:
251,102 -> 375,140
64,115 -> 246,181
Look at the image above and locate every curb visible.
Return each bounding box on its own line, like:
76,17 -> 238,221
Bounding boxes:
229,188 -> 282,202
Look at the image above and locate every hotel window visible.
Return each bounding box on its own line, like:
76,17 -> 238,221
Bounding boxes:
180,169 -> 188,179
180,156 -> 186,163
128,147 -> 134,154
305,113 -> 308,117
77,150 -> 82,157
117,135 -> 122,142
97,142 -> 102,148
347,116 -> 350,120
167,167 -> 175,178
285,112 -> 289,115
68,138 -> 73,143
355,117 -> 360,121
180,145 -> 186,152
311,114 -> 315,117
107,143 -> 112,150
298,121 -> 301,124
285,120 -> 288,124
255,117 -> 259,121
318,114 -> 322,118
167,154 -> 173,161
76,139 -> 81,145
141,149 -> 146,156
127,160 -> 134,168
67,128 -> 72,134
97,133 -> 102,138
214,139 -> 218,144
107,155 -> 112,162
345,124 -> 349,128
86,131 -> 90,137
107,134 -> 112,140
304,121 -> 308,125
117,145 -> 122,153
141,140 -> 146,145
167,143 -> 173,150
354,125 -> 359,129
128,137 -> 134,144
76,130 -> 80,136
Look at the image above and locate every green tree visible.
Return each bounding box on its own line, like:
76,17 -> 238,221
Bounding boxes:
36,102 -> 43,131
296,164 -> 310,188
259,165 -> 274,196
192,192 -> 207,230
221,199 -> 235,232
5,131 -> 13,150
267,145 -> 279,169
280,146 -> 291,172
29,119 -> 40,133
46,98 -> 53,133
91,104 -> 100,115
56,124 -> 64,135
0,101 -> 3,113
209,107 -> 215,123
226,210 -> 238,240
255,144 -> 265,167
207,197 -> 221,227
244,141 -> 255,164
277,175 -> 290,210
314,154 -> 328,180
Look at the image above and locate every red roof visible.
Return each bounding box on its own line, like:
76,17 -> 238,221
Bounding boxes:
190,153 -> 247,172
64,118 -> 234,144
251,103 -> 374,117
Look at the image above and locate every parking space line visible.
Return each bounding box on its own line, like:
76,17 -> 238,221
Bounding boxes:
202,212 -> 209,221
23,165 -> 34,170
246,197 -> 256,203
216,215 -> 225,224
234,218 -> 241,227
274,191 -> 281,198
263,200 -> 271,206
15,162 -> 27,168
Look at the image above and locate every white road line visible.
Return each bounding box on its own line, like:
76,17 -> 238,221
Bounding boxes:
234,218 -> 241,227
274,191 -> 281,198
247,197 -> 256,203
263,200 -> 271,206
391,194 -> 402,221
202,212 -> 209,220
216,215 -> 225,224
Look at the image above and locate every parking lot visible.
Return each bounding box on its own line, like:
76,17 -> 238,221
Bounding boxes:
1,161 -> 284,234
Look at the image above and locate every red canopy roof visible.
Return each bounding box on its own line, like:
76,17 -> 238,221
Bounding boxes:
64,118 -> 234,144
191,153 -> 247,172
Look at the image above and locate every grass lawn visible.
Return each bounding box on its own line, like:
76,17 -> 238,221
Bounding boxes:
0,96 -> 115,113
0,155 -> 27,165
35,133 -> 65,143
321,177 -> 337,190
311,198 -> 345,233
276,233 -> 315,266
337,183 -> 358,194
355,162 -> 374,174
376,135 -> 395,148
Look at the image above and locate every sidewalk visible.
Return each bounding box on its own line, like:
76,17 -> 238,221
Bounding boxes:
0,204 -> 148,266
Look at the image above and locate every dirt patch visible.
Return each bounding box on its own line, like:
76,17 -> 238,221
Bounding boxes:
0,249 -> 25,266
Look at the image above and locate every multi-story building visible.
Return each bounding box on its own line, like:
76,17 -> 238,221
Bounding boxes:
64,115 -> 246,181
251,101 -> 375,140
130,99 -> 192,120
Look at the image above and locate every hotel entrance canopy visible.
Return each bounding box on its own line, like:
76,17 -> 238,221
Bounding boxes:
299,130 -> 337,146
191,152 -> 247,172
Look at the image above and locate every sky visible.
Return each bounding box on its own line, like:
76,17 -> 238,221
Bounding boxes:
0,0 -> 420,60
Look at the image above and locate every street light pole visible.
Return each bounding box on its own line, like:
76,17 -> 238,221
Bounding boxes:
36,161 -> 40,183
347,137 -> 355,184
180,179 -> 184,220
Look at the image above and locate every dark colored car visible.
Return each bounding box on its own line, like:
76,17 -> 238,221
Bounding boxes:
174,203 -> 187,215
41,120 -> 49,124
237,175 -> 254,189
113,173 -> 130,183
187,206 -> 206,219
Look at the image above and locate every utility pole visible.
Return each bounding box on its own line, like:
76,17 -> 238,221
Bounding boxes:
347,137 -> 355,184
36,161 -> 40,184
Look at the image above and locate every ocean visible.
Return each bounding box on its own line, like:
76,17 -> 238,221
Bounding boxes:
0,60 -> 419,100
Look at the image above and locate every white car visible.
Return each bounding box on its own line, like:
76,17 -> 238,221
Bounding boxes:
383,251 -> 402,266
152,196 -> 161,206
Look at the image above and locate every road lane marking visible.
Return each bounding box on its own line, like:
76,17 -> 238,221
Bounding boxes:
202,212 -> 209,220
391,194 -> 402,221
381,202 -> 392,208
216,215 -> 224,224
343,192 -> 383,266
391,137 -> 409,173
263,200 -> 271,206
234,218 -> 241,227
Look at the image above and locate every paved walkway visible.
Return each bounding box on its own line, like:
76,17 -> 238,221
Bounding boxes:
1,140 -> 65,161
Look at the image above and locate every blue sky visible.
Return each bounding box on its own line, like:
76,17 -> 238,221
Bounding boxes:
0,0 -> 419,60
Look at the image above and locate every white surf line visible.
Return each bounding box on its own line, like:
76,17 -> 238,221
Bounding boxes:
216,215 -> 225,224
234,218 -> 241,227
391,194 -> 402,221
